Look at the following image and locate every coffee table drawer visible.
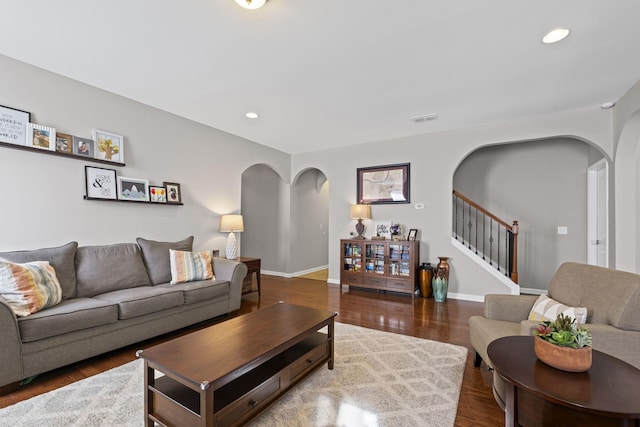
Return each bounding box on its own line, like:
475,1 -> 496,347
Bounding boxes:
215,376 -> 281,427
288,343 -> 328,383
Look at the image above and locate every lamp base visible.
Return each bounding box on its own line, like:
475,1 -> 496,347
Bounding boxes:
226,232 -> 239,259
354,219 -> 365,239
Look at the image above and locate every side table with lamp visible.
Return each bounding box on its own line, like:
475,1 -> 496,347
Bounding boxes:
219,214 -> 261,296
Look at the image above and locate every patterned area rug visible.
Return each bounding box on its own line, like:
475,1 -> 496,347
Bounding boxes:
0,323 -> 467,427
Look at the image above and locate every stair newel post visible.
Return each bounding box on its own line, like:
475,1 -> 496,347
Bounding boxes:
511,220 -> 519,284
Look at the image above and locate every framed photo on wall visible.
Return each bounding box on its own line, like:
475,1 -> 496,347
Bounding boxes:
149,186 -> 167,203
85,166 -> 117,200
118,176 -> 150,202
164,182 -> 182,204
92,129 -> 124,163
73,136 -> 94,157
0,105 -> 30,146
27,123 -> 56,151
357,163 -> 410,204
56,132 -> 73,153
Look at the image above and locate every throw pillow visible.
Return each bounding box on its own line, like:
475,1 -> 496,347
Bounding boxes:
528,294 -> 588,324
0,259 -> 63,317
136,236 -> 194,285
169,250 -> 214,285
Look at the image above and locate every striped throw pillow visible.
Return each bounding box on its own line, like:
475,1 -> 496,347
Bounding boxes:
169,250 -> 214,284
528,294 -> 587,324
0,259 -> 63,317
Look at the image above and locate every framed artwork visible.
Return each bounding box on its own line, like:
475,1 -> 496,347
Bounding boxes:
85,166 -> 117,200
118,176 -> 150,202
73,136 -> 94,157
408,229 -> 418,241
149,186 -> 167,203
27,123 -> 56,151
93,129 -> 124,162
164,182 -> 182,204
0,105 -> 30,145
357,163 -> 410,204
55,132 -> 73,153
375,222 -> 391,239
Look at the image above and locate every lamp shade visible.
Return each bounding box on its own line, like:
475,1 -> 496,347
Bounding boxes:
219,214 -> 244,232
350,204 -> 371,220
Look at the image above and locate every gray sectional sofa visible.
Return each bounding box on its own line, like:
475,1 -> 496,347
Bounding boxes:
0,236 -> 247,393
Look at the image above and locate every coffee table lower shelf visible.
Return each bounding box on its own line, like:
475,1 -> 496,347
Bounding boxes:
146,332 -> 329,427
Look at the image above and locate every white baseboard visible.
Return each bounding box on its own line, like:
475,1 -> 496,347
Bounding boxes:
262,265 -> 329,280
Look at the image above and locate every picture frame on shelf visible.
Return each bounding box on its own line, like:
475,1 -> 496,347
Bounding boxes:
73,136 -> 94,157
92,129 -> 124,163
164,182 -> 182,204
118,176 -> 150,202
0,105 -> 30,146
55,132 -> 73,154
85,166 -> 117,200
357,163 -> 410,205
408,228 -> 418,241
375,222 -> 391,239
26,123 -> 56,151
149,186 -> 167,203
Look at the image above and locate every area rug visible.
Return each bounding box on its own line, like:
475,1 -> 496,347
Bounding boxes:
0,323 -> 467,427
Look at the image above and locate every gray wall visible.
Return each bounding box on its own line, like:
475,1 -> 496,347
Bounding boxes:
453,138 -> 599,290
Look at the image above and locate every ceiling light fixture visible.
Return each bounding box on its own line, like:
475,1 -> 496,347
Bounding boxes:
234,0 -> 267,9
601,102 -> 616,109
245,112 -> 259,119
542,28 -> 570,44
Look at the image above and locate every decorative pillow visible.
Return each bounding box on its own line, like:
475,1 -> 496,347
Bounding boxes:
136,236 -> 194,285
169,250 -> 214,285
528,294 -> 587,324
0,259 -> 63,317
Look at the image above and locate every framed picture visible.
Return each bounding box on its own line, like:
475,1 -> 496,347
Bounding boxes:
93,129 -> 124,163
0,105 -> 31,145
85,166 -> 117,200
56,132 -> 73,153
375,222 -> 391,239
73,136 -> 94,157
164,182 -> 182,204
118,176 -> 150,202
27,123 -> 56,151
357,163 -> 410,204
408,229 -> 418,241
149,186 -> 167,203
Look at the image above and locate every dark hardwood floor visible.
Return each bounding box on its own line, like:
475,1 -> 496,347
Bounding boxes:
0,275 -> 504,426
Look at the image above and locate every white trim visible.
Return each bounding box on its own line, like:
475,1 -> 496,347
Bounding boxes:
262,265 -> 329,279
261,270 -> 290,278
587,158 -> 609,267
292,265 -> 329,277
328,279 -> 341,285
519,287 -> 546,295
446,292 -> 484,302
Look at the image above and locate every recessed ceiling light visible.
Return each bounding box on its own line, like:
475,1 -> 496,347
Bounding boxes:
245,112 -> 259,119
542,28 -> 570,44
601,102 -> 616,109
234,0 -> 267,10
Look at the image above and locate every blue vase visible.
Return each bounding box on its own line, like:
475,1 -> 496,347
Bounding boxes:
432,276 -> 448,302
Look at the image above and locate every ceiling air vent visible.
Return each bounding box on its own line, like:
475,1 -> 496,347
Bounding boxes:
410,113 -> 438,123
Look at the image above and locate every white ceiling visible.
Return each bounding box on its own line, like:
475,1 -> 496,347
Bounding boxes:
2,1 -> 640,154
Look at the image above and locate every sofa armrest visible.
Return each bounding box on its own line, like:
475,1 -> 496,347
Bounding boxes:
0,296 -> 24,388
213,258 -> 248,311
484,294 -> 539,322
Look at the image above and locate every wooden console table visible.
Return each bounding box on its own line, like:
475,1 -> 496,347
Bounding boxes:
238,257 -> 261,296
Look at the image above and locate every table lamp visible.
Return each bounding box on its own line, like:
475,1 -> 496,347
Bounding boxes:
219,214 -> 244,259
350,204 -> 371,239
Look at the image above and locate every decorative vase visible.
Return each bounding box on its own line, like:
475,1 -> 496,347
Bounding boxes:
418,263 -> 434,298
432,257 -> 450,302
534,336 -> 592,373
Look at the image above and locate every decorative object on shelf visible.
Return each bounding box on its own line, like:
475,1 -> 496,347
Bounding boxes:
533,313 -> 593,372
408,228 -> 418,241
432,256 -> 450,302
220,214 -> 244,259
26,123 -> 55,151
85,166 -> 117,200
349,204 -> 371,239
149,186 -> 167,203
357,163 -> 410,205
73,136 -> 94,157
390,222 -> 402,240
0,105 -> 30,145
117,176 -> 150,202
418,262 -> 435,298
93,129 -> 124,162
164,182 -> 182,204
233,0 -> 267,9
375,222 -> 391,239
55,132 -> 73,153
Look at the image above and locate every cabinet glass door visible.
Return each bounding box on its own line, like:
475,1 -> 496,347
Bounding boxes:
364,242 -> 386,274
343,242 -> 362,272
388,243 -> 411,277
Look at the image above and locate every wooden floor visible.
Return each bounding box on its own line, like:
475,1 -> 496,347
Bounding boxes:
0,275 -> 504,426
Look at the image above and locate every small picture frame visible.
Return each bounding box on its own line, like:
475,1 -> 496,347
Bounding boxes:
118,176 -> 150,202
85,166 -> 117,200
73,136 -> 94,157
0,105 -> 31,145
93,129 -> 124,163
164,182 -> 182,204
375,222 -> 391,239
56,132 -> 73,153
149,186 -> 167,203
27,123 -> 56,151
408,229 -> 418,241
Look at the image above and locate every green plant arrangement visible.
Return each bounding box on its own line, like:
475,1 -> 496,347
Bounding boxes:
534,313 -> 592,349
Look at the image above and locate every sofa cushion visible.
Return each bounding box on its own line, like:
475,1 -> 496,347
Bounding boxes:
17,298 -> 118,342
0,242 -> 78,300
76,243 -> 151,298
0,260 -> 63,317
528,294 -> 587,324
94,286 -> 184,320
157,279 -> 229,305
136,236 -> 194,285
169,250 -> 214,284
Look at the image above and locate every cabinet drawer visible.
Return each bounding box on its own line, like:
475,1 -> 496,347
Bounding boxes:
386,279 -> 414,292
363,276 -> 386,287
215,376 -> 281,427
289,343 -> 328,383
341,273 -> 363,284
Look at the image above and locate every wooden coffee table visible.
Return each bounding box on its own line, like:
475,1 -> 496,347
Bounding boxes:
138,303 -> 336,427
488,336 -> 640,427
